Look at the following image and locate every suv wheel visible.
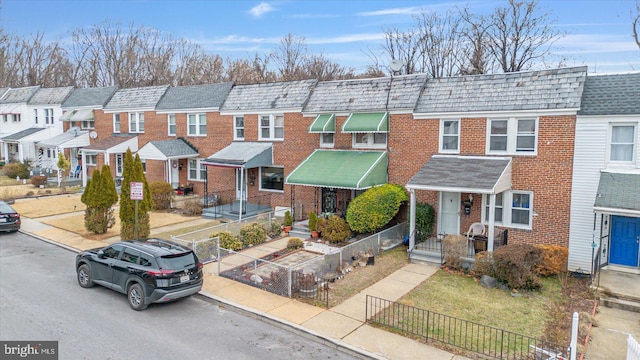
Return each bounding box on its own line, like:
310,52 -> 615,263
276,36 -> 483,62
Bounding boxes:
77,264 -> 94,288
128,283 -> 148,311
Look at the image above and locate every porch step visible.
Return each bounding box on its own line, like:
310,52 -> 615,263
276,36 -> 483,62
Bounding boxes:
409,250 -> 442,266
289,224 -> 310,239
600,297 -> 640,313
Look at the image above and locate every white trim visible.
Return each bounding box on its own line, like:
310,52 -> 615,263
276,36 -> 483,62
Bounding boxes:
352,133 -> 387,149
128,112 -> 145,133
439,119 -> 460,154
302,109 -> 414,118
606,122 -> 637,166
259,166 -> 285,193
112,113 -> 121,133
155,107 -> 219,114
233,115 -> 245,141
258,114 -> 284,141
221,107 -> 302,116
485,117 -> 539,155
593,206 -> 640,217
481,190 -> 534,230
103,107 -> 154,114
187,113 -> 207,136
413,108 -> 578,119
320,133 -> 334,148
167,114 -> 176,136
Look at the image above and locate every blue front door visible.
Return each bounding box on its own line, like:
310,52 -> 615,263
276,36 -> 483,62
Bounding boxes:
610,216 -> 640,267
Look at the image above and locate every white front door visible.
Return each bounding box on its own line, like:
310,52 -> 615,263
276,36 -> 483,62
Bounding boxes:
115,154 -> 123,176
170,160 -> 179,189
236,168 -> 247,200
439,192 -> 460,236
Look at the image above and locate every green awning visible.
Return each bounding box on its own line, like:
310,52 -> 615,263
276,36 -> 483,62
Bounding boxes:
309,114 -> 335,133
341,112 -> 388,133
286,150 -> 387,189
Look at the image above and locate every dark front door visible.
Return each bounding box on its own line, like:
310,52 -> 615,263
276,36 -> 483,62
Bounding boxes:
322,188 -> 337,214
610,215 -> 640,267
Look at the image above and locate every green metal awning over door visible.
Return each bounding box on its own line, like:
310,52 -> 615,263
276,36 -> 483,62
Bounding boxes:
286,149 -> 387,189
341,112 -> 388,133
309,114 -> 335,133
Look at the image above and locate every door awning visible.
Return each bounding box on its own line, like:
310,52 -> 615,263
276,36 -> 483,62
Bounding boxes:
203,142 -> 272,168
341,112 -> 388,133
286,149 -> 387,190
137,139 -> 199,161
309,114 -> 335,133
407,155 -> 512,194
594,171 -> 640,216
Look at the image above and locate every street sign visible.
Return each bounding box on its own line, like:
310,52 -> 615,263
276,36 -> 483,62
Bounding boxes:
130,182 -> 144,200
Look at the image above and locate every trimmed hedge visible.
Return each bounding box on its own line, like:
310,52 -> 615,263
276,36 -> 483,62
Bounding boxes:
287,237 -> 304,250
318,215 -> 351,243
149,181 -> 174,210
346,184 -> 408,233
493,244 -> 543,290
535,245 -> 569,276
213,231 -> 243,251
240,223 -> 267,247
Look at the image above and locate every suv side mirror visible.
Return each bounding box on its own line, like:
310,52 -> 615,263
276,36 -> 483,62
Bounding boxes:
97,250 -> 105,258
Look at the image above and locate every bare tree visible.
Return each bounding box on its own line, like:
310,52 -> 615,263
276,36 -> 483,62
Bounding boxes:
303,53 -> 356,81
271,34 -> 308,81
458,7 -> 494,75
224,53 -> 276,85
633,0 -> 640,49
381,26 -> 422,75
486,0 -> 563,72
414,9 -> 465,78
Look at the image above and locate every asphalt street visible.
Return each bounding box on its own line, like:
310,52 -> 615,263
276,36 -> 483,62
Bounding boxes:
0,232 -> 358,360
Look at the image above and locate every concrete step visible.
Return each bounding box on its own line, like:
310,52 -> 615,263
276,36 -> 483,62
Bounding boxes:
289,229 -> 310,239
409,251 -> 442,266
600,296 -> 640,313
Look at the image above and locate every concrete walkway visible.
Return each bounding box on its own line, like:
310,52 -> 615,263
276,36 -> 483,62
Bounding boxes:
15,199 -> 468,359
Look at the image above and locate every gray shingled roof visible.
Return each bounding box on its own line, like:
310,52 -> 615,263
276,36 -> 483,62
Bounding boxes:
28,86 -> 74,105
594,172 -> 640,211
104,85 -> 169,111
1,127 -> 46,141
304,74 -> 427,113
62,86 -> 118,108
0,88 -> 9,98
150,139 -> 199,157
415,66 -> 587,114
220,79 -> 317,112
578,73 -> 640,116
156,83 -> 234,111
407,155 -> 512,193
0,86 -> 39,104
82,135 -> 136,151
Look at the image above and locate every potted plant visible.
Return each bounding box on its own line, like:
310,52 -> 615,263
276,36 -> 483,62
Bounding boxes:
308,211 -> 318,238
297,272 -> 317,298
283,210 -> 293,233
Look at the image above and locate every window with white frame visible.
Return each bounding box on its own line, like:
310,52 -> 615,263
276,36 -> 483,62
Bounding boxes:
440,119 -> 460,153
188,159 -> 206,181
487,118 -> 537,154
609,124 -> 636,163
86,154 -> 97,166
81,119 -> 94,130
141,159 -> 146,173
321,133 -> 334,147
260,166 -> 284,192
2,114 -> 7,122
128,112 -> 144,133
482,190 -> 533,228
12,114 -> 20,122
234,116 -> 244,140
353,133 -> 387,149
168,114 -> 176,136
188,113 -> 206,136
44,108 -> 54,124
259,114 -> 284,140
113,114 -> 121,133
34,109 -> 38,124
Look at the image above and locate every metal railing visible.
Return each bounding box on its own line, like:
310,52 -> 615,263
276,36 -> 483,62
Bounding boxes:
628,335 -> 640,360
365,295 -> 567,360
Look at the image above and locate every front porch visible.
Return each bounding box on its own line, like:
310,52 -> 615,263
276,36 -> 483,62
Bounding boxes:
410,228 -> 509,265
202,200 -> 272,221
594,267 -> 640,313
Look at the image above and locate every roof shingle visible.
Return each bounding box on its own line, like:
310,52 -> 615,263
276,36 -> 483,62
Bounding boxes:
104,85 -> 169,111
62,86 -> 118,108
220,80 -> 317,112
156,83 -> 234,111
0,86 -> 40,104
578,73 -> 640,115
28,86 -> 74,105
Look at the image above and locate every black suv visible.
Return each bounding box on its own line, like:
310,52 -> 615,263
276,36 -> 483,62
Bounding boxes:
75,239 -> 203,310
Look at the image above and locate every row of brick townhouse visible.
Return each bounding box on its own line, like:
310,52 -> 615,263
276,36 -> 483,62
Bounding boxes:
1,66 -> 638,274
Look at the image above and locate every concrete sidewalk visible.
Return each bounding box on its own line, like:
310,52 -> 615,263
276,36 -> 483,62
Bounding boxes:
18,212 -> 468,360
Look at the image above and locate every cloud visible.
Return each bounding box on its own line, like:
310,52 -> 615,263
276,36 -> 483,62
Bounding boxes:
249,2 -> 275,18
306,33 -> 385,45
555,34 -> 639,54
357,6 -> 424,16
287,13 -> 342,19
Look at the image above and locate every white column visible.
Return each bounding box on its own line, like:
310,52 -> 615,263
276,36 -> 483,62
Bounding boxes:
81,152 -> 87,187
487,193 -> 496,251
409,189 -> 416,251
239,167 -> 244,222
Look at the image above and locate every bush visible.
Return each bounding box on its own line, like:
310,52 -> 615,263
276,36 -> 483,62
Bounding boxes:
240,223 -> 267,247
283,210 -> 293,227
287,237 -> 304,250
320,215 -> 351,243
443,234 -> 467,270
182,200 -> 202,216
149,181 -> 174,210
473,251 -> 494,277
346,184 -> 408,233
493,244 -> 543,290
4,161 -> 30,179
31,175 -> 48,187
535,245 -> 569,276
414,202 -> 435,241
213,231 -> 243,251
307,211 -> 317,232
268,220 -> 283,238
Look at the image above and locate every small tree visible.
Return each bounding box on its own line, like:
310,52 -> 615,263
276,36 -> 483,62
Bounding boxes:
119,150 -> 152,240
81,165 -> 118,234
346,184 -> 408,233
56,152 -> 71,192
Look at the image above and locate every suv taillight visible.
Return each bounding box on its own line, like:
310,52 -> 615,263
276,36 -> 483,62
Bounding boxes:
197,262 -> 203,269
148,269 -> 174,276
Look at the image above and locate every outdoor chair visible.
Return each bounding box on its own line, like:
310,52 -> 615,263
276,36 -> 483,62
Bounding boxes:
466,222 -> 485,240
73,165 -> 81,178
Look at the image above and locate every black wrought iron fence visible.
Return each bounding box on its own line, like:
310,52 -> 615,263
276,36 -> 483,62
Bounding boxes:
365,295 -> 567,360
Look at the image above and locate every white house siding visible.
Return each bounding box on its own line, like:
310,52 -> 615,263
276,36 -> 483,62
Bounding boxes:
569,115 -> 640,272
568,118 -> 608,272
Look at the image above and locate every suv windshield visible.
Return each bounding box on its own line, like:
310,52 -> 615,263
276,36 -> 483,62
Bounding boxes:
157,252 -> 197,270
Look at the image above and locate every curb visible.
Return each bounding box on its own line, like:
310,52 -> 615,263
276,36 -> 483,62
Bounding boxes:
196,290 -> 385,360
19,229 -> 81,253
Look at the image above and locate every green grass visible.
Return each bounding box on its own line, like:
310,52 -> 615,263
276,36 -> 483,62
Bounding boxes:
152,221 -> 221,240
397,270 -> 563,337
